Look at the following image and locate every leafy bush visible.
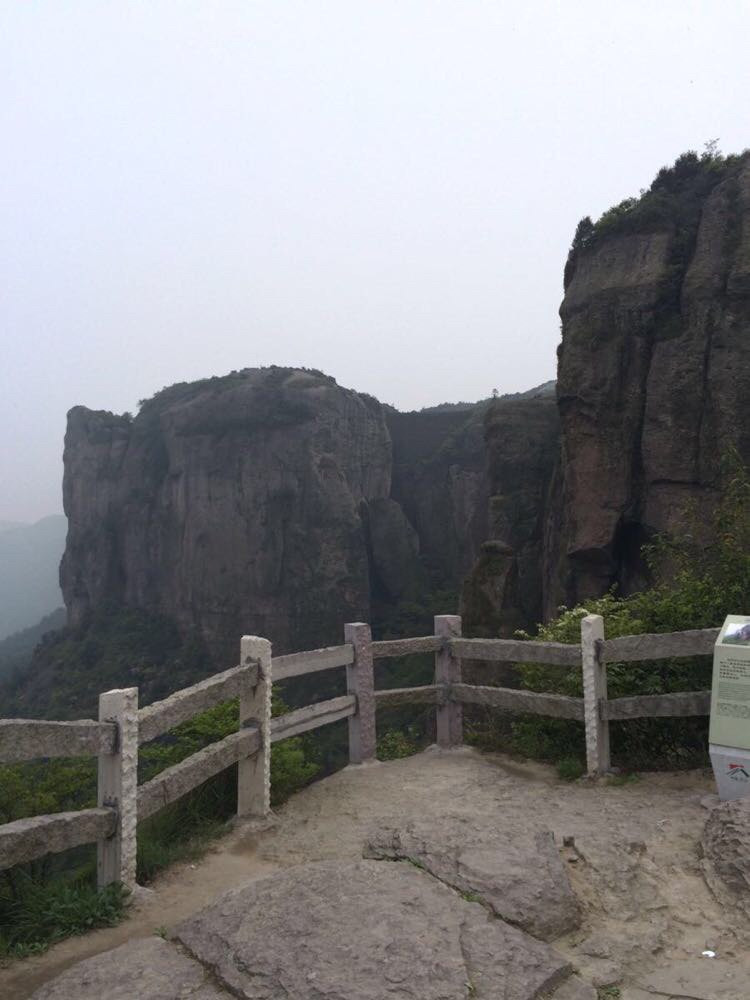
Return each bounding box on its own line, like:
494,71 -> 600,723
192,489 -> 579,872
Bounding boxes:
556,756 -> 585,781
377,729 -> 419,760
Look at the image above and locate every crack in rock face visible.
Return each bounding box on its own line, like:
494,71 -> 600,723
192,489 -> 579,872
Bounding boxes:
364,816 -> 582,942
29,858 -> 591,999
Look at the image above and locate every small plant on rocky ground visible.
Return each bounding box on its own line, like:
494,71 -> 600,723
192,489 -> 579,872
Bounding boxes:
377,729 -> 419,760
556,756 -> 585,781
597,987 -> 621,1000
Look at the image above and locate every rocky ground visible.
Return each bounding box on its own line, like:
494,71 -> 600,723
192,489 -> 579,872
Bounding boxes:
3,747 -> 749,999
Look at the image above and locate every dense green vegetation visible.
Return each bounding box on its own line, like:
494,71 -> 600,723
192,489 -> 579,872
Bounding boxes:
469,455 -> 750,771
564,145 -> 749,294
0,692 -> 320,959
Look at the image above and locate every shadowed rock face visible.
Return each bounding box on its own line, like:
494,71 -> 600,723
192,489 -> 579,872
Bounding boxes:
61,368 -> 395,663
547,157 -> 750,614
386,403 -> 491,589
460,388 -> 560,637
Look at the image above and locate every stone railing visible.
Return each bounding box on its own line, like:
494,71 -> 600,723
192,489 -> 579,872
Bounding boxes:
0,615 -> 719,891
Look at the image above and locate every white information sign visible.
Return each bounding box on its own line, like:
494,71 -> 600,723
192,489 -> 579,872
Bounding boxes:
709,615 -> 750,800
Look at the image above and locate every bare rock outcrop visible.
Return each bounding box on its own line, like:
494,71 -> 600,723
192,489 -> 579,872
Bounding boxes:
364,816 -> 581,942
547,153 -> 750,613
61,368 -> 406,664
32,859 -> 589,999
175,860 -> 573,999
30,937 -> 231,999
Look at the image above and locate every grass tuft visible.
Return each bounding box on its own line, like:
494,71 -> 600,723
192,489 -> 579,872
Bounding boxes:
0,872 -> 128,960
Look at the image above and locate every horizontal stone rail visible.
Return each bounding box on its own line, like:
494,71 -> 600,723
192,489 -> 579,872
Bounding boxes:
0,807 -> 116,870
138,727 -> 261,821
374,685 -> 441,708
372,636 -> 442,659
450,637 -> 582,667
451,682 -> 585,721
272,644 -> 354,681
604,690 -> 711,720
0,616 -> 731,885
601,628 -> 720,663
138,661 -> 260,744
375,684 -> 448,708
271,694 -> 356,742
0,718 -> 116,763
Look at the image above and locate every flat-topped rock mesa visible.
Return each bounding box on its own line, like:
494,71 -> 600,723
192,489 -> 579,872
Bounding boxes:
60,367 -> 560,666
62,368 -> 395,663
544,152 -> 750,612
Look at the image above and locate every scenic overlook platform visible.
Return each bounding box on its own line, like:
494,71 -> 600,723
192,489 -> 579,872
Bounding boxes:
2,748 -> 748,1000
2,617 -> 749,998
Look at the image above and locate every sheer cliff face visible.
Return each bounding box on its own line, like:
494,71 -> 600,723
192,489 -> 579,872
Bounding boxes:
460,390 -> 560,637
386,406 -> 489,589
61,369 -> 392,662
60,368 -> 557,668
549,158 -> 750,613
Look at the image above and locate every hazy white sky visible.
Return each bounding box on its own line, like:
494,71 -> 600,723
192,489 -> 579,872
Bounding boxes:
2,2 -> 749,522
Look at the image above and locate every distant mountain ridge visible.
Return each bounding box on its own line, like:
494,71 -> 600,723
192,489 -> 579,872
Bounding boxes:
0,515 -> 67,640
0,606 -> 66,681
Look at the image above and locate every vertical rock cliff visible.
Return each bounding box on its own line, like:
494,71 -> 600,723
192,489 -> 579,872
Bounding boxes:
61,368 -> 398,663
546,151 -> 750,613
59,366 -> 560,676
460,385 -> 560,637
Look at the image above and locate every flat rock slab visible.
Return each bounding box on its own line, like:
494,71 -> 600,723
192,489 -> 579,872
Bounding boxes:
364,815 -> 581,941
176,859 -> 573,999
30,936 -> 231,999
637,957 -> 747,1000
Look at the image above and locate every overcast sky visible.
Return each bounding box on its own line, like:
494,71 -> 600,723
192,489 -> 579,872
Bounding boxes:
2,2 -> 749,522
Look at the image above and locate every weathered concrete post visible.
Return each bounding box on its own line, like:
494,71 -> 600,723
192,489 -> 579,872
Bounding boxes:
345,622 -> 376,763
238,636 -> 272,818
435,615 -> 462,748
581,613 -> 610,775
97,687 -> 139,890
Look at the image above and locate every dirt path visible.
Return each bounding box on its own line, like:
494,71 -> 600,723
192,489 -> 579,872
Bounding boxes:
2,747 -> 748,1000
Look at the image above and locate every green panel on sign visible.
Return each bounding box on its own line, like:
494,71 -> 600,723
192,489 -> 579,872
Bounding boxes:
709,615 -> 750,750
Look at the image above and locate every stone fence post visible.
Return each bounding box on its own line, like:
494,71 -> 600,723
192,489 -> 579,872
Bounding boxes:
581,613 -> 610,775
97,687 -> 139,890
238,636 -> 272,818
435,614 -> 462,748
345,622 -> 376,763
